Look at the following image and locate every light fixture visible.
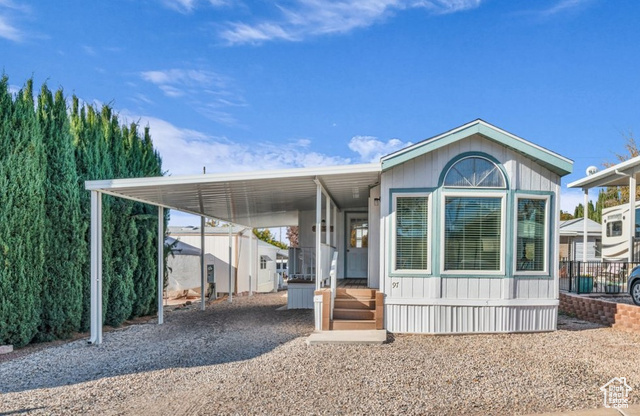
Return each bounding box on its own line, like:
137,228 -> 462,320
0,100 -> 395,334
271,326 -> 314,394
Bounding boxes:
374,198 -> 380,206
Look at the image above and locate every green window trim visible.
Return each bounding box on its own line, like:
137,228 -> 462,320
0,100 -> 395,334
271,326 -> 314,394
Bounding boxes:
514,194 -> 550,276
441,191 -> 506,275
391,192 -> 432,275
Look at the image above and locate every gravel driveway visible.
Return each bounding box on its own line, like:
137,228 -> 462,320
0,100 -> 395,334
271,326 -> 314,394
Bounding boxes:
1,292 -> 640,415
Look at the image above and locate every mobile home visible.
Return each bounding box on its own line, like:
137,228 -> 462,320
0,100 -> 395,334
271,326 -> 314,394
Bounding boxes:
168,226 -> 287,296
85,119 -> 573,343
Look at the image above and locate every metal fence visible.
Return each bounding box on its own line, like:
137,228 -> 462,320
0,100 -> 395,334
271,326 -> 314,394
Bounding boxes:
559,260 -> 638,294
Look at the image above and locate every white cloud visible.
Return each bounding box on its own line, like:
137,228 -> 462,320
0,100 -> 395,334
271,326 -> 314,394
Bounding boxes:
539,0 -> 592,16
219,0 -> 483,44
348,135 -> 411,162
139,68 -> 245,126
161,0 -> 229,13
0,14 -> 22,41
121,113 -> 351,176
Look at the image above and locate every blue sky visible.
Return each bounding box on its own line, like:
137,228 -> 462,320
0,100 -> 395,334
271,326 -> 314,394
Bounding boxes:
2,0 -> 639,224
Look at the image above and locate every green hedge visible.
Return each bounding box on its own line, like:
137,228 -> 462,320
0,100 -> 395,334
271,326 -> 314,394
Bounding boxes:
0,76 -> 166,347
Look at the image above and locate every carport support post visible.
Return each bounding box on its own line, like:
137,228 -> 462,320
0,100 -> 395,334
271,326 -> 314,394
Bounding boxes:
583,189 -> 588,263
89,190 -> 103,345
158,206 -> 164,325
249,229 -> 253,296
200,216 -> 206,311
316,184 -> 322,291
629,173 -> 637,262
228,224 -> 233,303
326,197 -> 331,246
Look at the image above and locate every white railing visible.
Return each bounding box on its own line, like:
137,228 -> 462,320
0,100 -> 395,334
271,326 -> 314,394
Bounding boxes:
287,247 -> 315,281
320,243 -> 334,287
329,251 -> 338,321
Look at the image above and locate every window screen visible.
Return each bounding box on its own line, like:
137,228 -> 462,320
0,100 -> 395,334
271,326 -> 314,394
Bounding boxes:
516,198 -> 546,272
395,196 -> 429,271
444,196 -> 501,271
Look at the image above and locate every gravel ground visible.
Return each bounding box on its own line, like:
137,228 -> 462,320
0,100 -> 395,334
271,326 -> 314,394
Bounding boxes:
593,294 -> 636,306
1,292 -> 640,415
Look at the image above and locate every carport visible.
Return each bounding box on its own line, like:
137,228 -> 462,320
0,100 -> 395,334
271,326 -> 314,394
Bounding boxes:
85,163 -> 381,344
567,155 -> 640,261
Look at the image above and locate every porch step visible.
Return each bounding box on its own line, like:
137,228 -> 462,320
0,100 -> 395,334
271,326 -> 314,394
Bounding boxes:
330,319 -> 377,330
336,288 -> 376,298
334,298 -> 375,309
333,308 -> 375,320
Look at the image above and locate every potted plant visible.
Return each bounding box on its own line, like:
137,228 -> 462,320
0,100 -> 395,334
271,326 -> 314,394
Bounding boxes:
604,277 -> 623,294
578,273 -> 594,294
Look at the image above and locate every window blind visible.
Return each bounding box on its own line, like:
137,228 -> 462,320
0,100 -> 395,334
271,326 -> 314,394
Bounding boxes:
395,196 -> 429,270
516,198 -> 546,272
444,196 -> 501,271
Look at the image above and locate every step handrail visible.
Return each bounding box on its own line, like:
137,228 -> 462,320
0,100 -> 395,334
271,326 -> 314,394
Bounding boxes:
329,251 -> 338,321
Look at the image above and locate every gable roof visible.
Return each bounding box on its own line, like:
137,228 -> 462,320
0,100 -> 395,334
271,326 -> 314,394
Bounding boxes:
381,119 -> 573,176
166,236 -> 202,256
559,218 -> 601,237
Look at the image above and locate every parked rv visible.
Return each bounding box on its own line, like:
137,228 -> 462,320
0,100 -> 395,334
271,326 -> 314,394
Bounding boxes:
601,201 -> 640,261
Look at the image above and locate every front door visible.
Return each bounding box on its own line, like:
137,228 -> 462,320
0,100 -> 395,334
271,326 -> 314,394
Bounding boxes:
346,212 -> 368,278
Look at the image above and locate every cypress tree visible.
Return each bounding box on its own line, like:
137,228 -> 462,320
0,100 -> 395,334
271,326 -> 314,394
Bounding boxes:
103,110 -> 136,326
71,100 -> 115,330
36,85 -> 86,340
0,78 -> 46,347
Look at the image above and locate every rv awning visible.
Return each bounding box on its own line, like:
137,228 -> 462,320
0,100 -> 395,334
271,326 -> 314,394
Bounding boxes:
567,154 -> 640,189
85,163 -> 381,228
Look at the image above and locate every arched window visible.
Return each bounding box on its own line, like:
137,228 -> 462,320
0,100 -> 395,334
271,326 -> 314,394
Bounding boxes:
442,156 -> 506,273
443,156 -> 506,188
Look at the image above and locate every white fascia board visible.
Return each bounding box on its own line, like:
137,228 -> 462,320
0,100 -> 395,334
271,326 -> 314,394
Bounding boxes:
567,154 -> 640,189
381,119 -> 572,168
85,163 -> 381,191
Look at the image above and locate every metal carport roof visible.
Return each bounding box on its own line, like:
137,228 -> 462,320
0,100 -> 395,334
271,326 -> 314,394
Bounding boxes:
85,163 -> 382,227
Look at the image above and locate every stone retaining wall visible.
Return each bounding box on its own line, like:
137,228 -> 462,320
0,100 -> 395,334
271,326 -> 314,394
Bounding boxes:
559,292 -> 640,333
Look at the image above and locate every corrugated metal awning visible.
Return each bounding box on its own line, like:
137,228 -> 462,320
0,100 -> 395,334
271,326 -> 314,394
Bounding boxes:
85,163 -> 381,227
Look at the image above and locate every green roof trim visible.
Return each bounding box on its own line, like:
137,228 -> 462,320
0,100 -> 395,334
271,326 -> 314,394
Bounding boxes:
381,120 -> 573,177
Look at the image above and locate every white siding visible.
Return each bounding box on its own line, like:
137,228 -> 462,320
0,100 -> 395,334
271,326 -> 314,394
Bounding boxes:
379,132 -> 563,333
385,303 -> 558,333
571,237 -> 599,262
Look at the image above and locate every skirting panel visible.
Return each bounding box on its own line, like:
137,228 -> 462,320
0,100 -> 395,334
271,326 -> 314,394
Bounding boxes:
287,283 -> 315,309
385,304 -> 557,334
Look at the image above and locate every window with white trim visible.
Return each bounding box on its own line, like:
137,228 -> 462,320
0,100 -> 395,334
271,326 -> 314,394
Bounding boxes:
515,197 -> 548,272
442,156 -> 506,273
260,256 -> 267,270
393,193 -> 430,273
444,196 -> 503,271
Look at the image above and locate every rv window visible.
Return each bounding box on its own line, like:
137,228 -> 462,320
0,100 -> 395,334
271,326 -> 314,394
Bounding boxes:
607,221 -> 623,237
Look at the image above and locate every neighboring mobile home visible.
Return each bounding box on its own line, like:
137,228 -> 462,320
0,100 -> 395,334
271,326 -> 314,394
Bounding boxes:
85,120 -> 572,344
168,226 -> 287,296
559,218 -> 602,261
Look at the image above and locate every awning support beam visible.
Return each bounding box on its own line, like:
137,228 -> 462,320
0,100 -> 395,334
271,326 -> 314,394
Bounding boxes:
629,172 -> 637,262
89,190 -> 103,345
582,190 -> 588,263
157,206 -> 165,324
315,184 -> 322,291
200,216 -> 206,310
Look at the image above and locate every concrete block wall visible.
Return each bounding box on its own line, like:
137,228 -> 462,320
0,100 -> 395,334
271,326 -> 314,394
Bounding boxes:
559,292 -> 640,333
